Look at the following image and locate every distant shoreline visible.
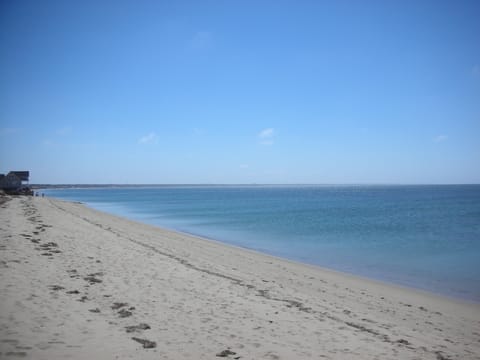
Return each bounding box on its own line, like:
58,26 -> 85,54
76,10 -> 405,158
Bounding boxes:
32,183 -> 480,190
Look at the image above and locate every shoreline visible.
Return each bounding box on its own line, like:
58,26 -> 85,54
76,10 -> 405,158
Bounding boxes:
88,201 -> 479,306
178,228 -> 480,306
61,195 -> 479,304
1,195 -> 479,359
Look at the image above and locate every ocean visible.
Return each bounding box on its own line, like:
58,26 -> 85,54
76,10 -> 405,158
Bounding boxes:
43,185 -> 480,301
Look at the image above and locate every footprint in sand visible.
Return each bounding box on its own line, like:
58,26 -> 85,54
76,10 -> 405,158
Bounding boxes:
125,323 -> 151,333
83,273 -> 103,285
49,285 -> 65,291
111,302 -> 128,310
118,309 -> 133,318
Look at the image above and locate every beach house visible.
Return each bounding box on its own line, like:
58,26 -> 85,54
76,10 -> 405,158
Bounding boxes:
0,171 -> 30,191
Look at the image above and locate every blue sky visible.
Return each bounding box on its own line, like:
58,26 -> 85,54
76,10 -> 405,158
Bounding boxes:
1,0 -> 479,184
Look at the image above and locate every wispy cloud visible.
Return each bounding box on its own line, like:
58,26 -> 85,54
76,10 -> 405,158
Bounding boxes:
191,31 -> 213,50
434,135 -> 448,143
258,128 -> 275,145
239,164 -> 249,169
138,132 -> 158,144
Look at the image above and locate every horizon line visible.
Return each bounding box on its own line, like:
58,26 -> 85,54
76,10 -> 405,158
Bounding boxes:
31,183 -> 480,187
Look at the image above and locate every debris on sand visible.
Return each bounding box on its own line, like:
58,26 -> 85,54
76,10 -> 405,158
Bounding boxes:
131,337 -> 156,349
216,349 -> 237,357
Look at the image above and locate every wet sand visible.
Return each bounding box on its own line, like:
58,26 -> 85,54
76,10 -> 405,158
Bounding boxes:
1,196 -> 479,359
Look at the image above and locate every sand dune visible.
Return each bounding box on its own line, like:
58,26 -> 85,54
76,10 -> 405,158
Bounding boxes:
1,196 -> 479,359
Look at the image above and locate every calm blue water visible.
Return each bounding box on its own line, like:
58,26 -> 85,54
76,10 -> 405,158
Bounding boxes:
43,185 -> 480,301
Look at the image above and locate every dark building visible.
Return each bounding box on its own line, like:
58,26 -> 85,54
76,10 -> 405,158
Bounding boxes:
9,171 -> 30,182
0,171 -> 29,190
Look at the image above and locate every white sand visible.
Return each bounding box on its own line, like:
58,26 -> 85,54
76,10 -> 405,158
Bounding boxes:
1,195 -> 479,359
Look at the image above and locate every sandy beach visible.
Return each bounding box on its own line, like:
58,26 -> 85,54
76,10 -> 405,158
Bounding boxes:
1,195 -> 479,359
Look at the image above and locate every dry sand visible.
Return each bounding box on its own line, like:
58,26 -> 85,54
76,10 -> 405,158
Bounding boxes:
1,195 -> 479,359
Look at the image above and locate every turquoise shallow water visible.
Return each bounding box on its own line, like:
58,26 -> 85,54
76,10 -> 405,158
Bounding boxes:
44,185 -> 480,301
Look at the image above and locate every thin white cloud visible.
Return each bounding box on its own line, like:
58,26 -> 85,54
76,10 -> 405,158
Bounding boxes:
138,132 -> 158,144
191,31 -> 213,50
259,128 -> 274,138
434,135 -> 448,143
239,164 -> 249,169
258,128 -> 275,145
